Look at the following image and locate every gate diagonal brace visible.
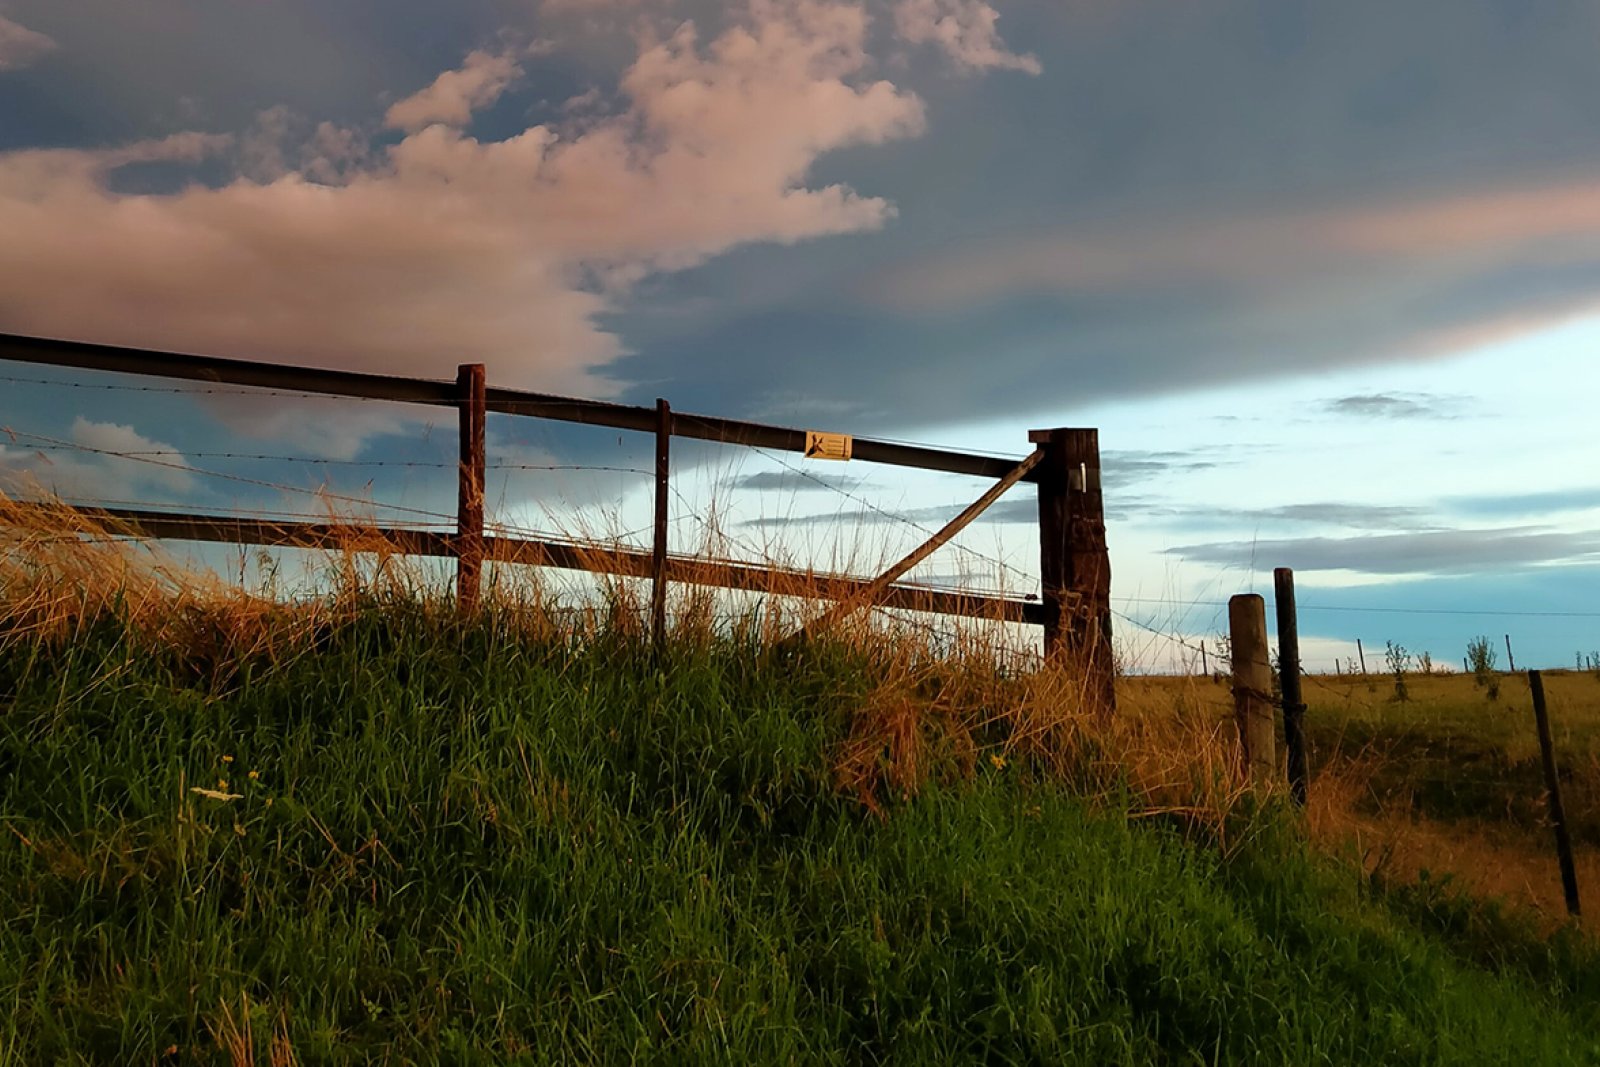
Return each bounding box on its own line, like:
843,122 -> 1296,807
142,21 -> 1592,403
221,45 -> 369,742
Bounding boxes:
783,446 -> 1046,647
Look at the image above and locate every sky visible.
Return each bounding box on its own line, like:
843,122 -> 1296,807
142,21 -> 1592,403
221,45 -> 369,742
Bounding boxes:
1,0 -> 1598,671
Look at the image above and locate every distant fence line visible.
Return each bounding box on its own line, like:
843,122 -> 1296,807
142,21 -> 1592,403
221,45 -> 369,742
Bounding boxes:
0,333 -> 1117,710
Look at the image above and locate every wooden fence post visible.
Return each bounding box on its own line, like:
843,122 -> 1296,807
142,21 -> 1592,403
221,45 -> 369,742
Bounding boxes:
1032,427 -> 1115,713
1506,634 -> 1518,673
455,363 -> 486,615
1274,567 -> 1308,806
1530,670 -> 1581,917
651,398 -> 671,651
1357,638 -> 1367,674
1229,594 -> 1275,785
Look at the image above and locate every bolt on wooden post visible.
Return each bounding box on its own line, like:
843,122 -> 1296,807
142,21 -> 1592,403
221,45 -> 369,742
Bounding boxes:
1228,593 -> 1276,785
1032,427 -> 1115,714
455,363 -> 487,615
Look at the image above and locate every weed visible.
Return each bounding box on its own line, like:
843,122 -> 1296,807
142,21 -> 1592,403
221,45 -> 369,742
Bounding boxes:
1386,640 -> 1411,703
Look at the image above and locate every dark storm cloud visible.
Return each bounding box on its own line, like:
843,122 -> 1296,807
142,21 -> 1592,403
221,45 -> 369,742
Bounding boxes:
611,0 -> 1600,426
1167,527 -> 1600,576
0,0 -> 509,149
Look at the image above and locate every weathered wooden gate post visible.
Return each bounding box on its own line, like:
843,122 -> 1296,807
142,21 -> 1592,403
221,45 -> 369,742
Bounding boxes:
1032,427 -> 1115,713
1228,593 -> 1276,785
455,363 -> 487,615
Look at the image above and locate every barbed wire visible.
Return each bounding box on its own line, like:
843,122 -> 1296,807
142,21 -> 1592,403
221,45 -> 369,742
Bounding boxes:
0,372 -> 406,403
1111,606 -> 1213,659
1112,594 -> 1600,621
690,422 -> 1039,592
2,427 -> 461,524
24,496 -> 450,529
6,439 -> 657,478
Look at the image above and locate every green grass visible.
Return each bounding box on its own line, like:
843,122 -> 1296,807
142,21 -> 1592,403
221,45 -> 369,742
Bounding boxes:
3,602 -> 1599,1064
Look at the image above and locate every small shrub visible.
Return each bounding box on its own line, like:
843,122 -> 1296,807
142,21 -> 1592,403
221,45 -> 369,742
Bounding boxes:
1466,636 -> 1498,701
1385,640 -> 1410,703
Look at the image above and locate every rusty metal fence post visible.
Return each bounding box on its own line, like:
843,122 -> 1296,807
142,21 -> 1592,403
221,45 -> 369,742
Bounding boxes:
1274,567 -> 1308,806
651,398 -> 671,651
455,363 -> 486,615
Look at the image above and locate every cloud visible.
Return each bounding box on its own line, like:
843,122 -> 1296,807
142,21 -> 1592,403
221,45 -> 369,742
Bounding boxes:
1323,393 -> 1458,419
730,470 -> 872,492
0,417 -> 195,500
1444,487 -> 1600,520
384,49 -> 524,132
1168,526 -> 1600,576
0,13 -> 55,70
861,175 -> 1600,369
1102,449 -> 1225,488
1222,503 -> 1430,530
892,0 -> 1039,74
742,494 -> 1037,528
0,2 -> 927,436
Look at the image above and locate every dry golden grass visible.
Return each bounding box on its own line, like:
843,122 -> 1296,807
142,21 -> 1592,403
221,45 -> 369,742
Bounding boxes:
1123,671 -> 1600,930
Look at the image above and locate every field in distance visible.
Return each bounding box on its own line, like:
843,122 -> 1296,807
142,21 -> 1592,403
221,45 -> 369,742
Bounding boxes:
1121,668 -> 1600,925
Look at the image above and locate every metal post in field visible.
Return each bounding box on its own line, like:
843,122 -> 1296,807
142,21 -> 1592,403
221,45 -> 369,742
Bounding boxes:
1033,427 -> 1115,713
1357,638 -> 1367,675
1530,670 -> 1581,917
1274,567 -> 1308,806
1506,634 -> 1518,673
1228,594 -> 1276,785
1200,640 -> 1208,677
455,363 -> 487,616
651,398 -> 671,652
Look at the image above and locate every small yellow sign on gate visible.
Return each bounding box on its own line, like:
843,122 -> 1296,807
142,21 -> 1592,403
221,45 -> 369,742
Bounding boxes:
804,431 -> 853,461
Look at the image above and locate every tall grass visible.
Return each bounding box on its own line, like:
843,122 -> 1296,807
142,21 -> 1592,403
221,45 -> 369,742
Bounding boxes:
2,500 -> 1598,1063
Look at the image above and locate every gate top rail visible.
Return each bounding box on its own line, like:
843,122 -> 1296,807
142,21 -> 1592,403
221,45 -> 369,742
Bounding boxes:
0,333 -> 1036,483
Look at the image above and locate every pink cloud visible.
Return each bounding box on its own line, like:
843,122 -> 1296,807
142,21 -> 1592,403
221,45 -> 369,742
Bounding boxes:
1325,179 -> 1600,259
0,13 -> 55,70
383,49 -> 525,132
892,0 -> 1040,75
0,3 -> 927,446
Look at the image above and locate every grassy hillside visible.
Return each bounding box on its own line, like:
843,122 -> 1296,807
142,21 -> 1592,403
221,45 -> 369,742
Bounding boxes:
3,584 -> 1600,1065
1,504 -> 1597,1064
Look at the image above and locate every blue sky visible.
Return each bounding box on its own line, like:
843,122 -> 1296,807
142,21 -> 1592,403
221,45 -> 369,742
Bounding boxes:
1,0 -> 1598,669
